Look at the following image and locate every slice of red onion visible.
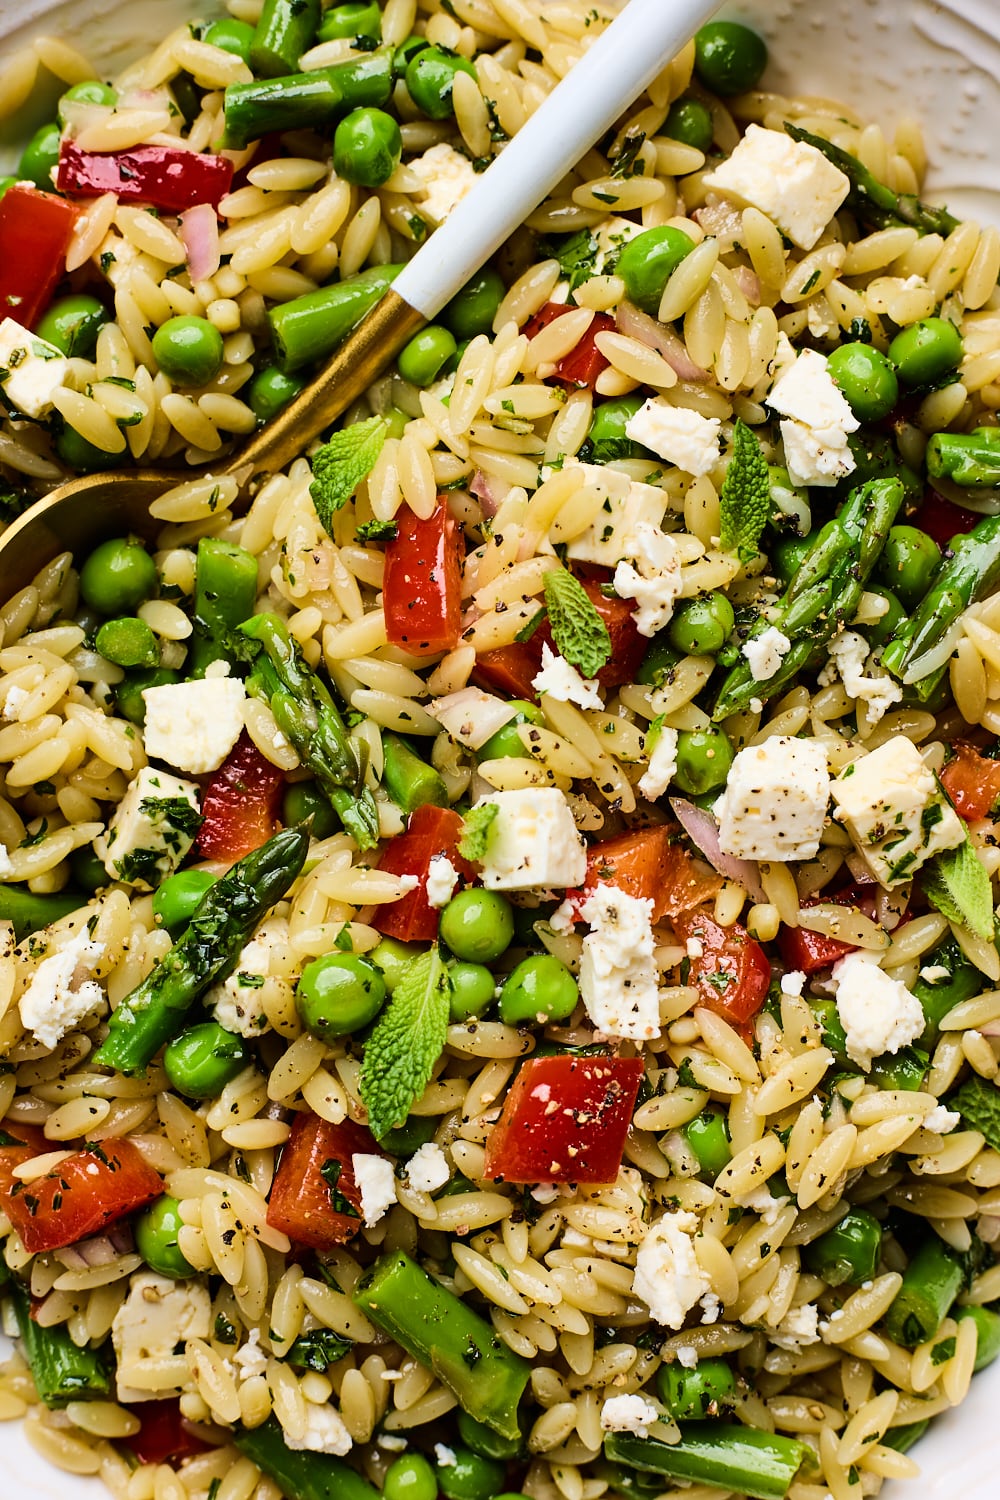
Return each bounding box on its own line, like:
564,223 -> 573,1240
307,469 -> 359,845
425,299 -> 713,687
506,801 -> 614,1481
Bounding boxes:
429,687 -> 520,749
470,469 -> 502,519
180,202 -> 221,283
615,300 -> 710,383
670,796 -> 768,903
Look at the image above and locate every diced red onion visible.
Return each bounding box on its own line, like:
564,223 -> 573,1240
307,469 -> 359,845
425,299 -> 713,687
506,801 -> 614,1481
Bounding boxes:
470,469 -> 502,519
732,264 -> 761,307
615,300 -> 710,383
429,687 -> 520,749
692,198 -> 746,248
669,796 -> 767,903
180,202 -> 221,282
979,1020 -> 1000,1037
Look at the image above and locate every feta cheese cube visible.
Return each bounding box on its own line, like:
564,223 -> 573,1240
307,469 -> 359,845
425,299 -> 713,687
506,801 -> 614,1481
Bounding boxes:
19,928 -> 105,1048
425,854 -> 460,909
532,642 -> 603,710
832,735 -> 965,888
613,522 -> 685,637
111,1273 -> 212,1403
476,787 -> 587,891
741,625 -> 792,682
704,123 -> 850,249
409,142 -> 478,222
766,348 -> 860,488
637,723 -> 678,802
564,460 -> 666,568
715,736 -> 830,862
923,1104 -> 960,1134
204,918 -> 293,1038
578,882 -> 661,1041
352,1153 -> 397,1227
284,1402 -> 353,1456
142,675 -> 246,775
96,766 -> 201,890
833,951 -> 925,1070
0,317 -> 70,418
405,1141 -> 450,1193
633,1211 -> 713,1330
625,398 -> 722,476
600,1393 -> 660,1434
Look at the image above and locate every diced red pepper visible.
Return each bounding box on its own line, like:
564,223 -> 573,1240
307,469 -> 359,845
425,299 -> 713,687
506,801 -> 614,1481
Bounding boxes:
472,642 -> 542,700
0,184 -> 78,327
371,804 -> 475,942
522,301 -> 615,390
195,731 -> 285,863
56,142 -> 234,214
912,487 -> 984,547
777,886 -> 878,975
123,1400 -> 211,1465
0,1139 -> 163,1254
940,741 -> 1000,822
565,825 -> 721,924
383,498 -> 464,657
671,910 -> 771,1026
484,1054 -> 643,1184
266,1112 -> 381,1251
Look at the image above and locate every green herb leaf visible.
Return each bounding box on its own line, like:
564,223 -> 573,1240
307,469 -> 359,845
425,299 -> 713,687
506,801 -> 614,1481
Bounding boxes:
542,568 -> 611,677
536,229 -> 599,293
719,419 -> 771,558
309,416 -> 387,536
360,946 -> 451,1140
952,1074 -> 1000,1150
921,836 -> 995,941
457,802 -> 498,863
319,1158 -> 360,1218
286,1328 -> 353,1372
355,518 -> 398,542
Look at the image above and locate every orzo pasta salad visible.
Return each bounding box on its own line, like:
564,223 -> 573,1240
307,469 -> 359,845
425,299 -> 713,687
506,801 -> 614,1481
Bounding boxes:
1,5 -> 1000,1500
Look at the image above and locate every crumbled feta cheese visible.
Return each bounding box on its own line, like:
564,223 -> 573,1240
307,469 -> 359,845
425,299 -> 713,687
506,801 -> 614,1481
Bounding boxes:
96,766 -> 201,890
833,951 -> 925,1070
2,684 -> 28,721
284,1403 -> 353,1456
0,317 -> 70,418
204,918 -> 292,1038
112,1273 -> 212,1403
832,735 -> 965,888
780,969 -> 807,997
0,845 -> 14,879
704,124 -> 850,249
633,1211 -> 712,1330
476,787 -> 587,891
771,1303 -> 821,1351
686,937 -> 704,960
600,1394 -> 660,1434
530,1182 -> 561,1204
352,1153 -> 397,1227
232,1328 -> 268,1381
532,642 -> 603,710
819,630 -> 902,726
742,626 -> 792,682
674,1344 -> 699,1369
767,348 -> 860,488
637,723 -> 678,801
923,1104 -> 960,1134
425,854 -> 460,909
700,1292 -> 721,1324
434,1443 -> 458,1467
613,522 -> 685,637
564,460 -> 666,567
714,736 -> 830,861
19,928 -> 105,1048
741,1187 -> 784,1226
378,1434 -> 408,1451
579,882 -> 660,1041
625,399 -> 722,476
409,143 -> 477,222
142,676 -> 246,775
405,1141 -> 450,1194
919,964 -> 951,985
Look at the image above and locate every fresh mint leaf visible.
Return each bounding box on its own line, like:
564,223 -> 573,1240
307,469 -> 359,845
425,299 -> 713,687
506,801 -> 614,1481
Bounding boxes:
286,1328 -> 353,1372
542,568 -> 611,678
360,946 -> 451,1139
457,802 -> 498,862
719,419 -> 770,558
536,228 -> 598,293
309,415 -> 387,536
921,837 -> 995,941
952,1074 -> 1000,1150
355,518 -> 398,542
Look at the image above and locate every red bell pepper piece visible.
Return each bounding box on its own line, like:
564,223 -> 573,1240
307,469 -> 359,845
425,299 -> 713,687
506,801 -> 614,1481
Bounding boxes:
912,487 -> 984,547
56,142 -> 234,214
940,741 -> 1000,822
671,910 -> 771,1026
266,1112 -> 381,1251
123,1400 -> 211,1465
472,642 -> 542,699
383,498 -> 464,657
472,578 -> 643,699
0,1138 -> 163,1254
777,886 -> 878,975
195,731 -> 285,863
522,301 -> 615,390
371,804 -> 474,942
484,1054 -> 643,1184
565,826 -> 719,925
0,184 -> 78,327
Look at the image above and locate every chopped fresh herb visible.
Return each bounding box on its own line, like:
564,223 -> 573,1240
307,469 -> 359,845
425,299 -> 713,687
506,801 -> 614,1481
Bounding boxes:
457,802 -> 499,863
542,568 -> 611,677
309,415 -> 387,536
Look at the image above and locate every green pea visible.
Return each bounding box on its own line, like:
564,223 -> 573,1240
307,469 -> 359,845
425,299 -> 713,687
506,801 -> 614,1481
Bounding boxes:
827,341 -> 899,422
682,1108 -> 732,1177
397,325 -> 458,387
405,46 -> 477,120
58,80 -> 117,126
442,268 -> 507,341
439,888 -> 514,963
18,121 -> 61,191
115,666 -> 180,726
95,616 -> 160,669
283,781 -> 338,840
163,1021 -> 249,1099
771,532 -> 812,586
875,524 -> 942,610
586,393 -> 647,461
664,96 -> 714,152
318,1 -> 382,43
673,726 -> 734,796
35,294 -> 107,360
202,17 -> 256,61
636,633 -> 681,688
616,226 -> 696,317
456,1409 -> 522,1461
382,1452 -> 437,1500
55,422 -> 128,475
694,20 -> 768,95
477,699 -> 544,762
134,1195 -> 195,1279
152,315 -> 225,386
80,538 -> 157,616
864,586 -> 906,648
71,845 -> 108,894
296,952 -> 386,1039
0,176 -> 16,200
248,365 -> 307,422
657,1357 -> 737,1420
153,869 -> 218,934
449,961 -> 496,1022
499,953 -> 578,1027
888,316 -> 964,387
435,1444 -> 505,1500
368,936 -> 424,992
333,106 -> 402,188
379,1113 -> 437,1156
393,35 -> 430,78
667,592 -> 735,656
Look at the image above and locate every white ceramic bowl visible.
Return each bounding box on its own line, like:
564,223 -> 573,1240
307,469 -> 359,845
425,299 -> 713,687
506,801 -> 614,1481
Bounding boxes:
0,1 -> 999,1495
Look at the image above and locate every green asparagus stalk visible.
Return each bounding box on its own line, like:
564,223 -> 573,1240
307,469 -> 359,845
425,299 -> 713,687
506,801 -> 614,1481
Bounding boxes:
712,477 -> 905,721
785,124 -> 959,236
249,0 -> 321,79
926,428 -> 1000,487
189,537 -> 259,678
956,1304 -> 1000,1372
223,50 -> 394,148
241,613 -> 380,850
0,885 -> 86,942
869,1046 -> 929,1093
605,1425 -> 809,1500
11,1283 -> 112,1408
884,1234 -> 967,1347
234,1418 -> 378,1500
93,826 -> 308,1074
911,935 -> 983,1043
656,1358 -> 737,1421
881,1420 -> 929,1454
267,262 -> 403,373
803,1208 -> 882,1287
382,731 -> 448,814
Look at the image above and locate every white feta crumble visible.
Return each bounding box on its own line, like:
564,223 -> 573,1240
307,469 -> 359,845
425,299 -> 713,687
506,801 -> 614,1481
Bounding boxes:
832,735 -> 965,888
0,845 -> 14,879
741,1187 -> 784,1226
377,1435 -> 408,1452
112,1273 -> 212,1403
530,1182 -> 561,1205
2,684 -> 28,721
205,918 -> 291,1038
832,951 -> 925,1070
742,626 -> 792,682
714,736 -> 830,862
425,854 -> 460,909
923,1105 -> 961,1134
637,723 -> 678,801
284,1403 -> 353,1456
142,675 -> 246,775
919,964 -> 951,985
0,318 -> 70,418
771,1303 -> 821,1351
405,1141 -> 450,1194
767,348 -> 860,488
578,882 -> 660,1041
96,765 -> 201,890
19,928 -> 105,1049
600,1394 -> 660,1435
700,1292 -> 722,1324
563,460 -> 666,568
780,969 -> 807,998
410,142 -> 477,222
674,1343 -> 699,1369
704,124 -> 850,249
434,1443 -> 458,1467
352,1153 -> 397,1227
532,642 -> 603,710
819,630 -> 902,726
476,787 -> 587,891
633,1211 -> 712,1330
625,398 -> 722,476
232,1328 -> 268,1381
613,522 -> 685,637
686,937 -> 704,960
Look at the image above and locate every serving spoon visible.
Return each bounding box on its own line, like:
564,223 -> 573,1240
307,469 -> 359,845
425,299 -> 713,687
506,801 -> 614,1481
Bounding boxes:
0,0 -> 722,593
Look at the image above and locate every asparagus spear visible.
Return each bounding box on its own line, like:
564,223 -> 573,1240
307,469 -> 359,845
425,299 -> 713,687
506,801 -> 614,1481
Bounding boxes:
926,428 -> 1000,488
712,477 -> 904,721
911,934 -> 982,1043
884,1233 -> 969,1347
803,1208 -> 882,1287
241,613 -> 380,851
249,0 -> 321,78
382,731 -> 448,814
0,885 -> 86,942
189,537 -> 259,678
785,124 -> 959,236
882,1420 -> 930,1454
956,1304 -> 1000,1372
10,1283 -> 112,1408
223,51 -> 394,149
93,826 -> 308,1075
605,1425 -> 809,1500
234,1419 -> 379,1500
